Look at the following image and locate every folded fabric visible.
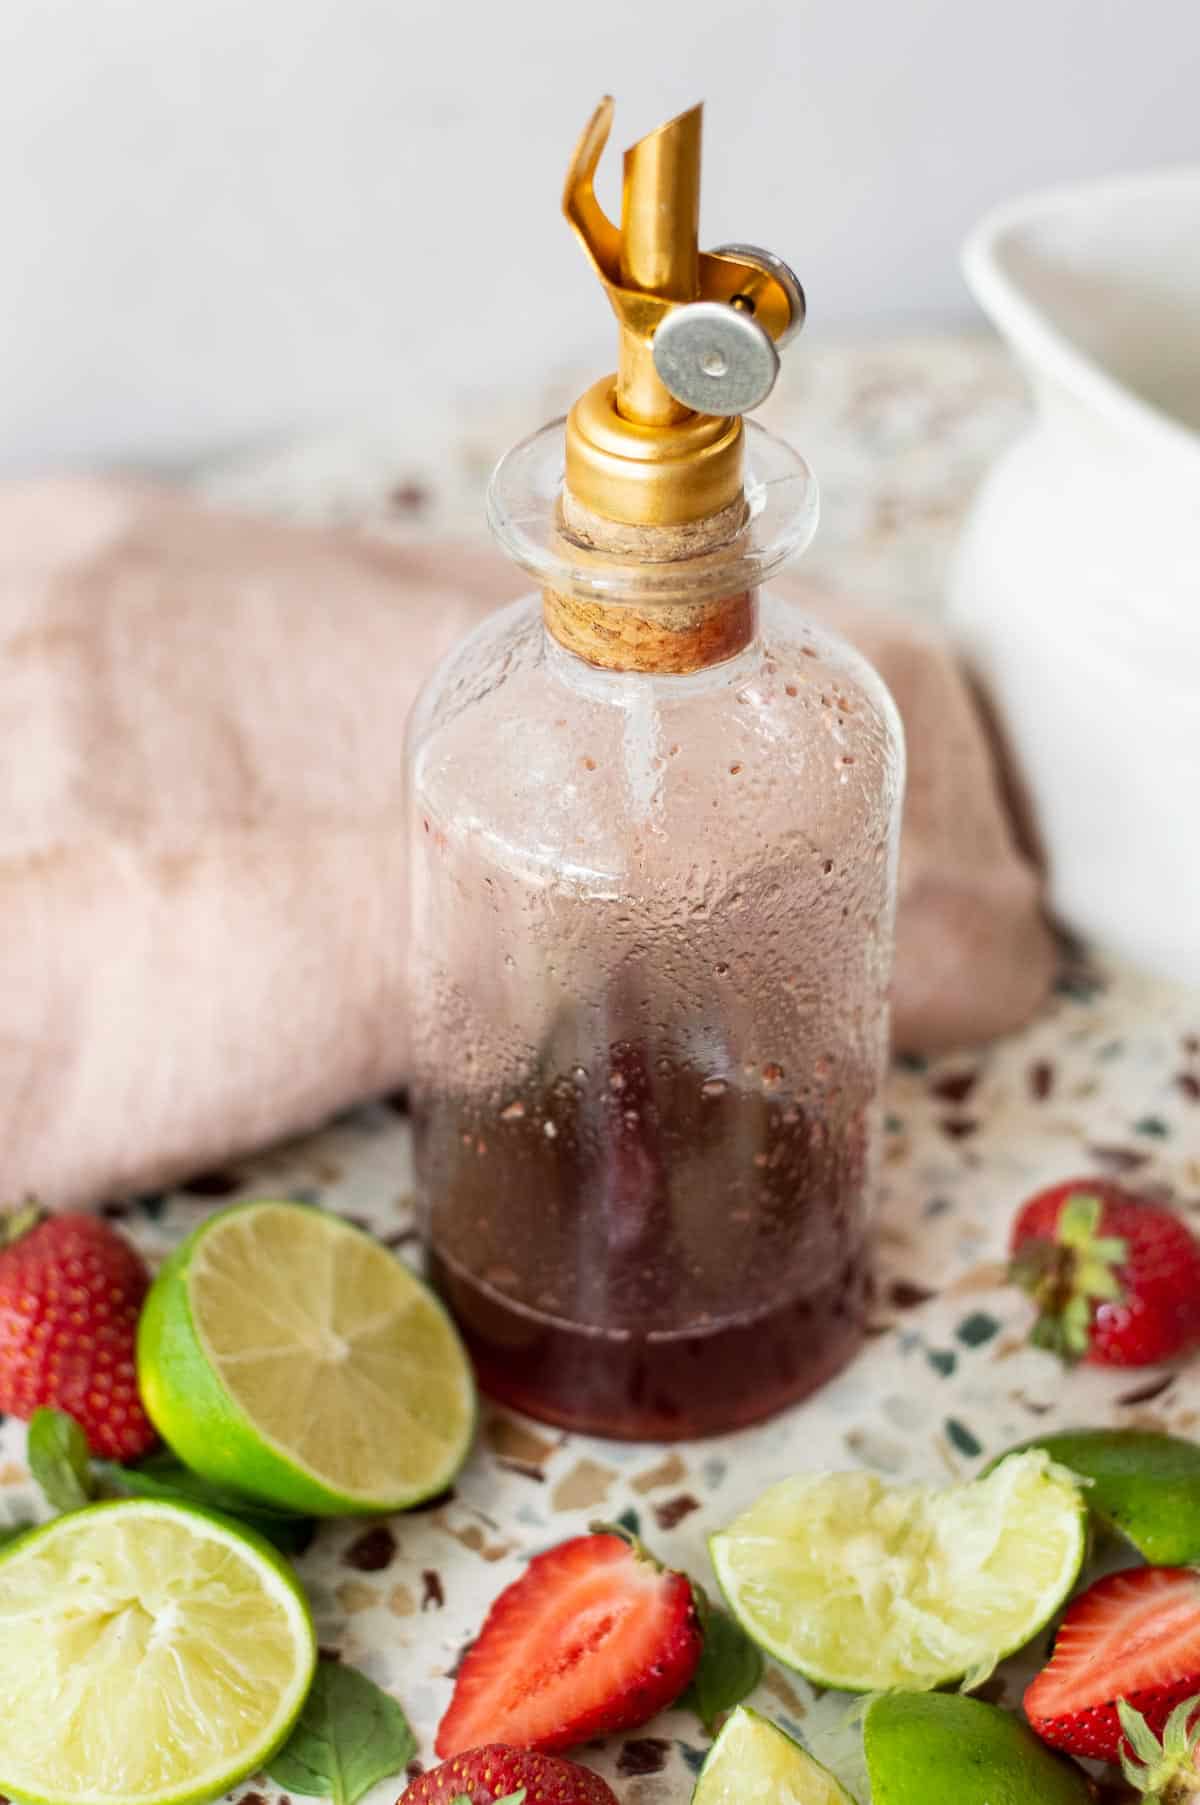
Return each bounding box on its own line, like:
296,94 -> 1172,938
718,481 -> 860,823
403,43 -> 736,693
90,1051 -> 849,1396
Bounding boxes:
0,478 -> 1055,1207
799,598 -> 1057,1057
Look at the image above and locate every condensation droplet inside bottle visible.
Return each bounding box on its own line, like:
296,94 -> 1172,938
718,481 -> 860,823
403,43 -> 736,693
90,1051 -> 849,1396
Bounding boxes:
715,961 -> 729,977
500,1100 -> 525,1120
543,1119 -> 558,1139
701,1077 -> 729,1099
762,1062 -> 785,1087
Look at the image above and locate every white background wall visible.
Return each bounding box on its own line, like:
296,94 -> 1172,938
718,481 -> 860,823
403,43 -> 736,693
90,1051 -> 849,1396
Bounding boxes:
2,0 -> 1196,473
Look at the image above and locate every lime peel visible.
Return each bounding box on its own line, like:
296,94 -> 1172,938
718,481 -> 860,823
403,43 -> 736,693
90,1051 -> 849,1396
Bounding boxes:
710,1449 -> 1085,1694
863,1690 -> 1093,1804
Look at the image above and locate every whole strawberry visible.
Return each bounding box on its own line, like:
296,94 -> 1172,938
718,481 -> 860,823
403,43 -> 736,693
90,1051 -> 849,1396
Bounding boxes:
399,1745 -> 617,1805
0,1207 -> 156,1459
1009,1179 -> 1200,1366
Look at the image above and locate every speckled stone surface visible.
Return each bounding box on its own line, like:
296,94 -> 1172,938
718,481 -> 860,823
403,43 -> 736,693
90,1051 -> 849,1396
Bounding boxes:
5,339 -> 1198,1803
3,953 -> 1198,1803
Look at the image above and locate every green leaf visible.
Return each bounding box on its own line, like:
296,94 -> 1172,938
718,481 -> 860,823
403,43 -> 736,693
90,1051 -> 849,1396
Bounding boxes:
27,1408 -> 96,1512
95,1454 -> 315,1555
0,1522 -> 32,1548
451,1795 -> 525,1805
266,1659 -> 416,1805
681,1585 -> 764,1734
24,1411 -> 313,1554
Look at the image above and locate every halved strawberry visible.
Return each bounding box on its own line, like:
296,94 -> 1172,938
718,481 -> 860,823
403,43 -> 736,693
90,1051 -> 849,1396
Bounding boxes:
400,1745 -> 618,1805
435,1530 -> 702,1756
1025,1567 -> 1200,1762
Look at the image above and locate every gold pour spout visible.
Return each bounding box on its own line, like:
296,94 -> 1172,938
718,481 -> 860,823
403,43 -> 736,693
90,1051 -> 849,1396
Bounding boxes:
565,98 -> 699,426
562,97 -> 803,527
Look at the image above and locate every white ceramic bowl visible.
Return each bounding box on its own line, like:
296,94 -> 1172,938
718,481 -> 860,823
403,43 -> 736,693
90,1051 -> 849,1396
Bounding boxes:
950,168 -> 1200,985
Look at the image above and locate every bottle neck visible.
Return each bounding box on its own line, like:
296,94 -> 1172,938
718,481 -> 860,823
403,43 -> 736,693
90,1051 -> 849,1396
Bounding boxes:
541,489 -> 757,675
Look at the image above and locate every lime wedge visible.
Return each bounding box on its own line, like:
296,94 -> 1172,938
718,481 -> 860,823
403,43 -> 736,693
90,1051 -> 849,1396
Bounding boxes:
138,1200 -> 476,1514
709,1450 -> 1085,1692
996,1427 -> 1200,1564
692,1707 -> 856,1804
0,1498 -> 316,1805
863,1691 -> 1092,1804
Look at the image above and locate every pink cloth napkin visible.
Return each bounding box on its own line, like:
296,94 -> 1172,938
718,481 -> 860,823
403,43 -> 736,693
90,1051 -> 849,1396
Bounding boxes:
0,478 -> 1055,1207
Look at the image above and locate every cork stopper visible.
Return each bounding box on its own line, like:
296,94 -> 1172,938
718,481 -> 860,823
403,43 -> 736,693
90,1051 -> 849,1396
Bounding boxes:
486,413 -> 819,678
544,490 -> 753,674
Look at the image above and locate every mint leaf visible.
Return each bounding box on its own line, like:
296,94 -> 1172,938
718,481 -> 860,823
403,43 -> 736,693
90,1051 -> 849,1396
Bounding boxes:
95,1453 -> 314,1555
23,1412 -> 313,1554
267,1659 -> 416,1805
27,1409 -> 96,1512
682,1585 -> 764,1734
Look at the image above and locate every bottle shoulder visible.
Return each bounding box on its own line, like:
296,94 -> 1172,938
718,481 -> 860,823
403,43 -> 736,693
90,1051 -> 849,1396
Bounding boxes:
410,590 -> 900,753
407,590 -> 903,877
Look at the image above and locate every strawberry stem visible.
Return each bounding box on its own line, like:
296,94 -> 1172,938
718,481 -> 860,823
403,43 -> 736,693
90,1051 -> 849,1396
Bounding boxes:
588,1518 -> 667,1574
1119,1695 -> 1200,1802
1010,1192 -> 1128,1362
0,1201 -> 45,1249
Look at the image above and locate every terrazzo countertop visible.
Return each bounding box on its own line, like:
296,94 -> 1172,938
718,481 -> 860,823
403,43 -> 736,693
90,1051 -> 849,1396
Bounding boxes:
6,337 -> 1198,1803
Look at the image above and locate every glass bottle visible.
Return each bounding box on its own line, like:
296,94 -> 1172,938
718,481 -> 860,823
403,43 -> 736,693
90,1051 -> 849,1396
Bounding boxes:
406,99 -> 904,1439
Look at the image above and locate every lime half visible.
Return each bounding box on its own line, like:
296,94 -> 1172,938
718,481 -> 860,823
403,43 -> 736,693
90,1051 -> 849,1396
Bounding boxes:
710,1450 -> 1085,1692
0,1498 -> 316,1805
864,1691 -> 1092,1804
693,1707 -> 856,1804
138,1200 -> 476,1514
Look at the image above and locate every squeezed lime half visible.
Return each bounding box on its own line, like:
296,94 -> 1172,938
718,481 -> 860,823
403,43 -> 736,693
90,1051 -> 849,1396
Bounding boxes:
710,1450 -> 1085,1692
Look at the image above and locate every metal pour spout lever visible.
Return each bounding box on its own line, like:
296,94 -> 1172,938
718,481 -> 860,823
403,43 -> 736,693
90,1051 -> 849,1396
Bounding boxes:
563,96 -> 806,424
